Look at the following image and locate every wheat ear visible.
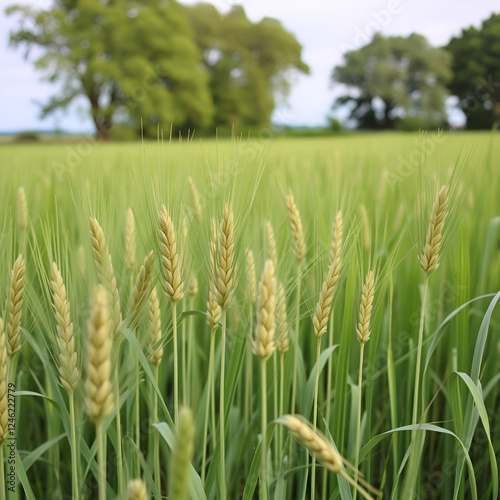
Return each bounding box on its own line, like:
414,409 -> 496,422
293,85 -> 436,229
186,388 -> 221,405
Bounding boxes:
187,177 -> 202,222
148,286 -> 163,366
51,262 -> 79,393
313,257 -> 342,339
356,271 -> 375,344
159,206 -> 184,303
125,208 -> 136,273
89,217 -> 122,337
215,202 -> 235,309
7,254 -> 25,357
188,272 -> 198,298
127,479 -> 148,500
245,249 -> 257,304
253,260 -> 277,361
128,251 -> 155,326
0,319 -> 7,444
17,186 -> 27,230
170,407 -> 195,500
286,195 -> 306,263
329,211 -> 343,264
85,285 -> 114,422
265,221 -> 278,269
419,185 -> 449,275
276,283 -> 289,354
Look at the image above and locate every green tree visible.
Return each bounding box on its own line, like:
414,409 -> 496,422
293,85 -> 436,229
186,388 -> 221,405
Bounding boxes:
183,3 -> 309,130
446,13 -> 500,129
6,0 -> 214,139
332,33 -> 452,129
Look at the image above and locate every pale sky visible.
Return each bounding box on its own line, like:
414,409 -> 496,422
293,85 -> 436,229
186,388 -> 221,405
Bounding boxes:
0,0 -> 498,132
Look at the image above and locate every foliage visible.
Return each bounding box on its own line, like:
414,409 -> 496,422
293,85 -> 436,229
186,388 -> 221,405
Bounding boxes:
183,3 -> 309,130
446,13 -> 500,130
332,33 -> 452,129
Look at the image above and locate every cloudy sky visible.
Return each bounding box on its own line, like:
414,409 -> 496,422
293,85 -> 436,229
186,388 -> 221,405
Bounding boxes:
0,0 -> 498,132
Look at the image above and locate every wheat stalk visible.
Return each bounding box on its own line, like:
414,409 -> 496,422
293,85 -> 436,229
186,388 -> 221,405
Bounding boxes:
419,185 -> 449,275
127,479 -> 148,500
17,186 -> 27,230
125,208 -> 136,273
286,195 -> 306,263
147,286 -> 163,366
329,211 -> 343,264
187,177 -> 202,222
356,271 -> 375,344
215,202 -> 235,310
158,206 -> 184,303
0,319 -> 7,445
51,262 -> 79,393
170,407 -> 195,500
89,217 -> 122,337
7,254 -> 25,358
128,251 -> 155,326
265,221 -> 278,269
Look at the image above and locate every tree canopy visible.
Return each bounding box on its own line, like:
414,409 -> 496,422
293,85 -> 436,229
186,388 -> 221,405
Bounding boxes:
183,3 -> 309,130
446,13 -> 500,129
331,33 -> 452,129
7,1 -> 308,138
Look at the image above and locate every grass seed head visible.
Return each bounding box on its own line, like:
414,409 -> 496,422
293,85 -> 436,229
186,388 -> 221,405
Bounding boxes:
356,270 -> 375,344
276,282 -> 289,354
51,262 -> 79,393
125,208 -> 136,272
159,206 -> 184,303
245,249 -> 257,304
215,202 -> 235,310
188,271 -> 198,298
89,217 -> 122,337
329,211 -> 343,264
419,185 -> 449,275
280,415 -> 342,473
265,221 -> 278,269
7,254 -> 25,357
147,286 -> 163,366
170,407 -> 195,500
286,194 -> 306,263
313,257 -> 341,339
128,251 -> 155,326
187,177 -> 202,223
85,285 -> 114,422
18,186 -> 27,230
253,259 -> 276,361
127,479 -> 148,500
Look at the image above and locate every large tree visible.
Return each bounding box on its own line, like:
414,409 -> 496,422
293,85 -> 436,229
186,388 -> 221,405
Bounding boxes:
446,13 -> 500,129
7,0 -> 214,139
183,3 -> 309,130
332,33 -> 452,129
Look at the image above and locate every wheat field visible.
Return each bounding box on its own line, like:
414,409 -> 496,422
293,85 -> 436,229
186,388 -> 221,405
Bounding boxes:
0,131 -> 499,499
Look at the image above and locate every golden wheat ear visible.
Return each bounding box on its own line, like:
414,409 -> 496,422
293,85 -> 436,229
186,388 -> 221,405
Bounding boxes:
85,285 -> 114,422
127,479 -> 149,500
51,262 -> 79,393
419,185 -> 449,275
128,251 -> 155,326
187,177 -> 202,223
147,286 -> 163,366
125,208 -> 136,273
356,270 -> 375,344
286,194 -> 306,263
7,254 -> 25,358
276,282 -> 289,354
215,202 -> 235,310
17,186 -> 27,230
253,259 -> 277,361
158,206 -> 184,303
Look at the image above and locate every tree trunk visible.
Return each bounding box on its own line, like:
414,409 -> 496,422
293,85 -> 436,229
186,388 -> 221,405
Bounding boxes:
88,91 -> 113,141
383,100 -> 395,129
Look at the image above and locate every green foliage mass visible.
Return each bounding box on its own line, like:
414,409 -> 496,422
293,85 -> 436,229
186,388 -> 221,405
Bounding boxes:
332,33 -> 452,130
